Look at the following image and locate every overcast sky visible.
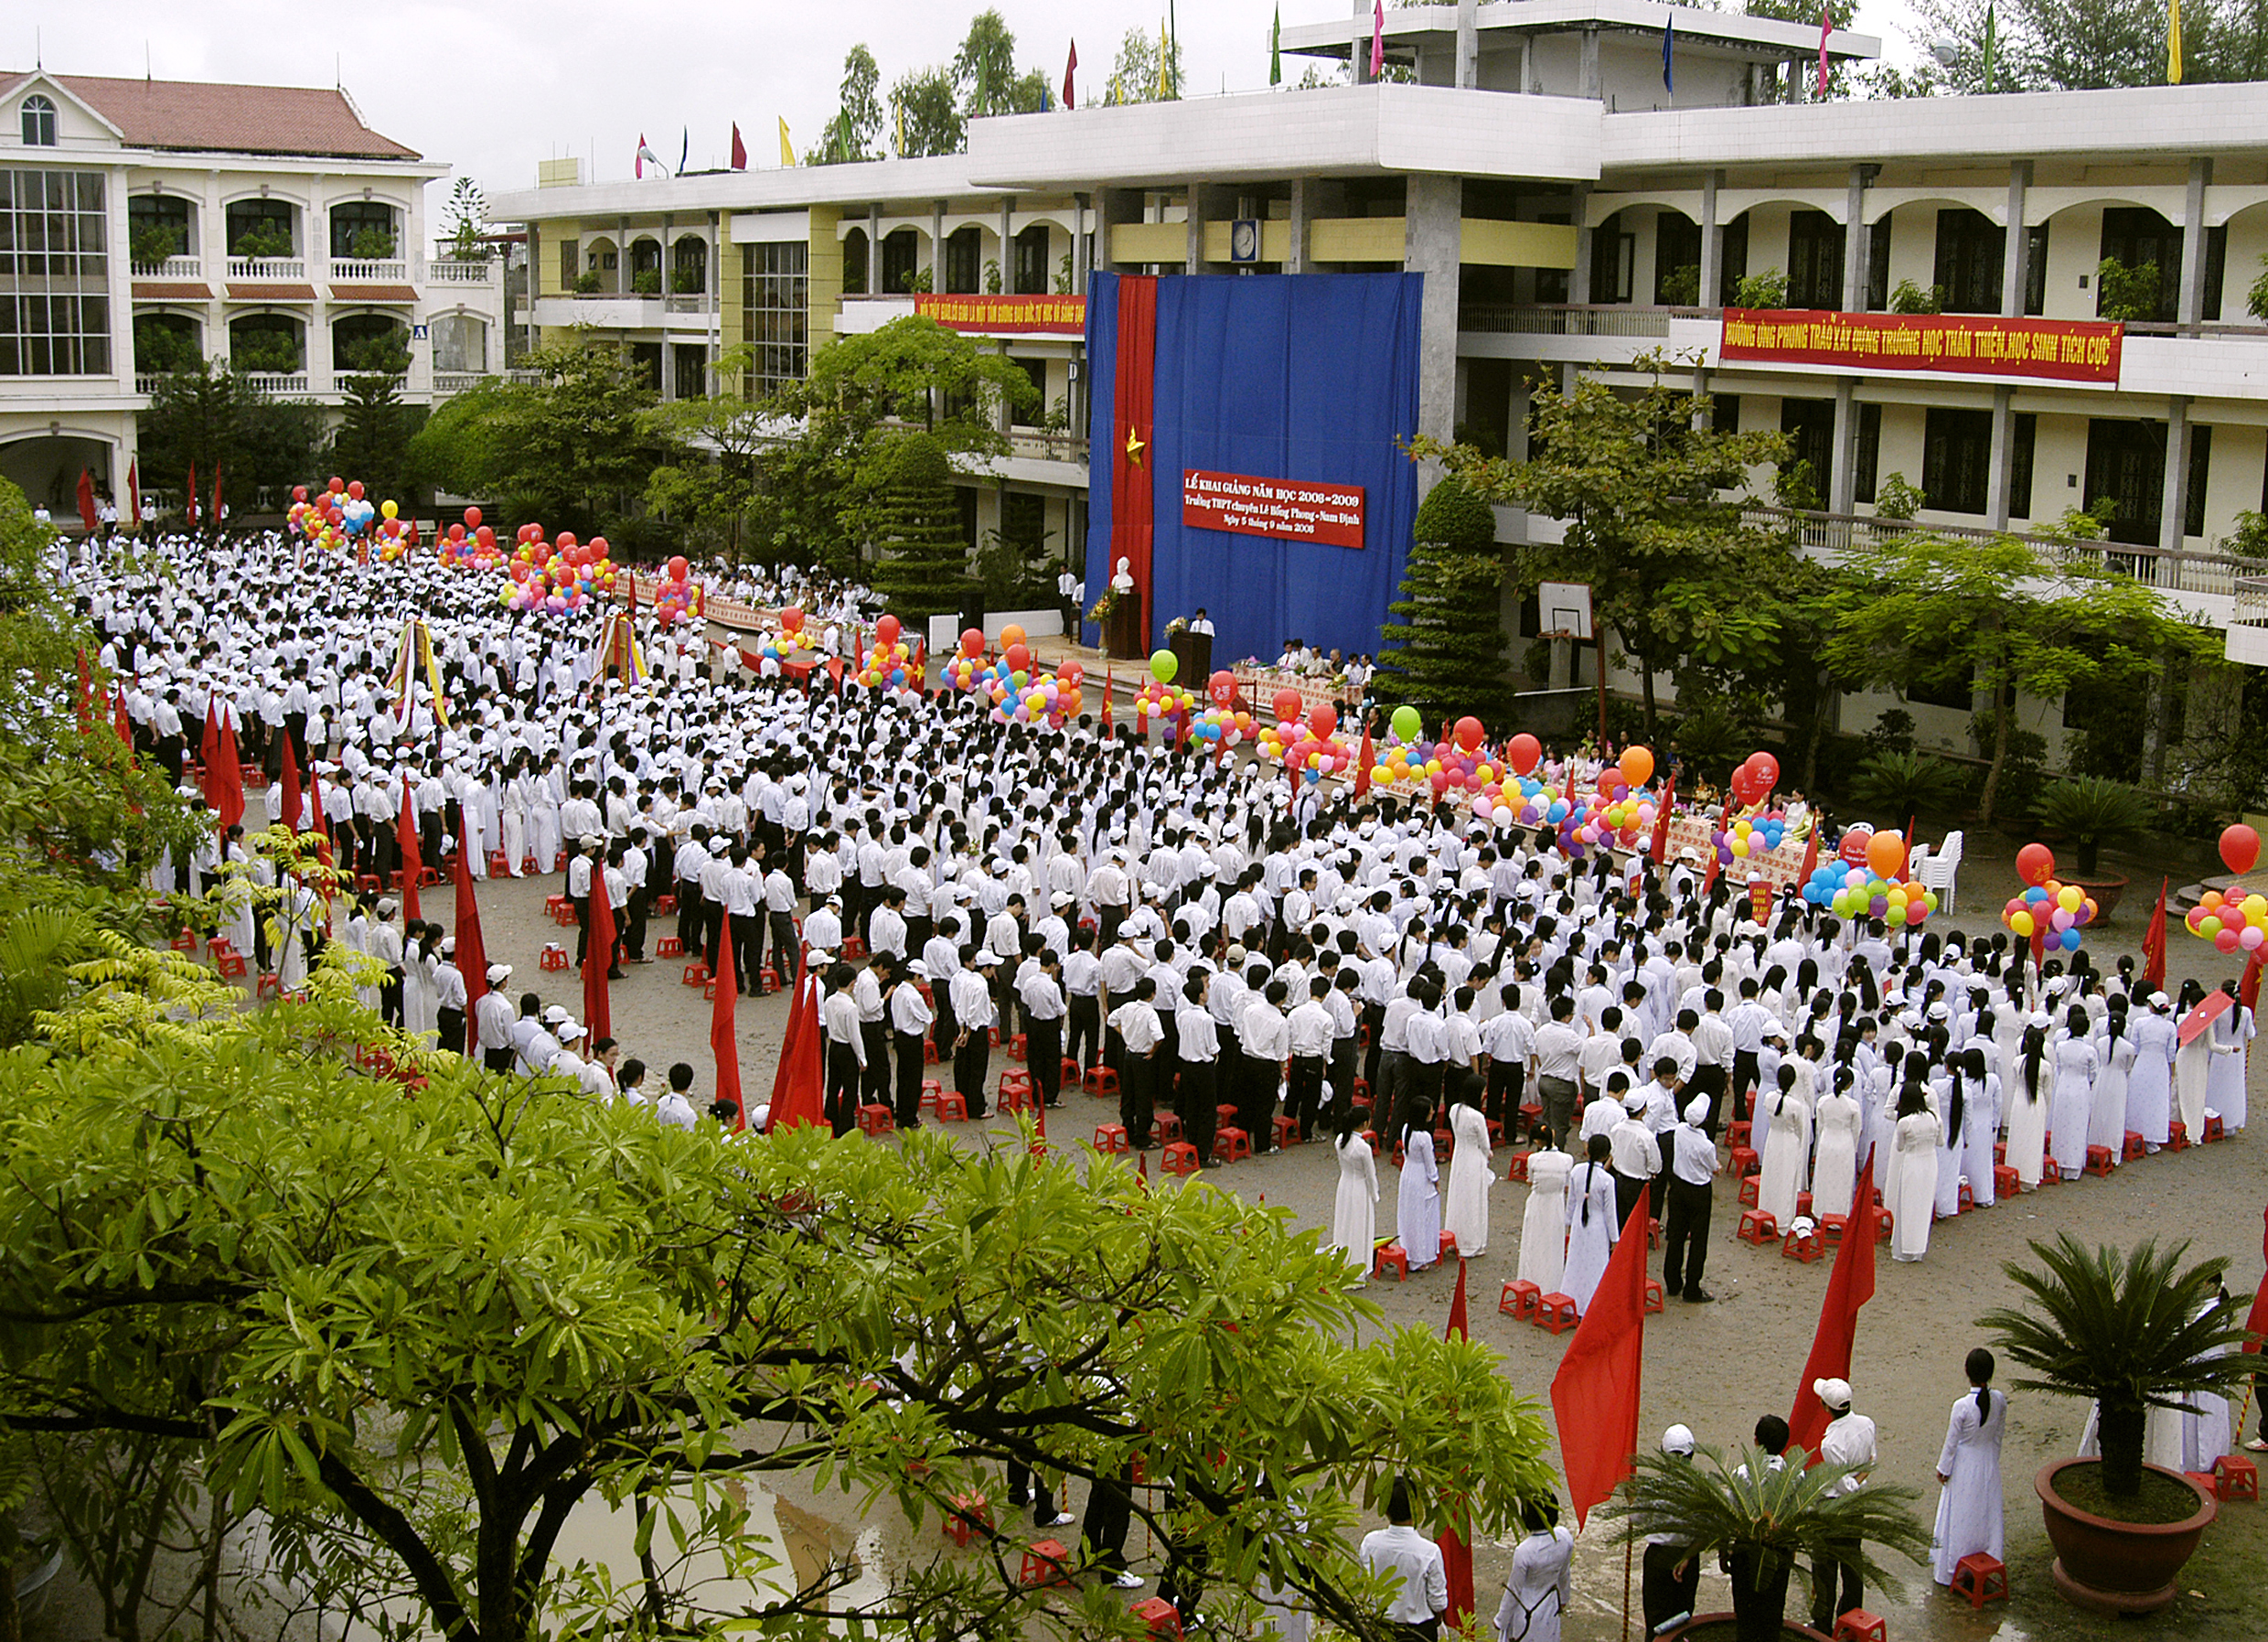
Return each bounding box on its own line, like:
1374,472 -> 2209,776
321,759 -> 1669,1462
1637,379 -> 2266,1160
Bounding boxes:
30,0 -> 1920,209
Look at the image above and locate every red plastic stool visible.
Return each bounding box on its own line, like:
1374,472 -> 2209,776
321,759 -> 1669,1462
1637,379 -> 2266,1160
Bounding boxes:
941,1493 -> 991,1547
936,1091 -> 968,1121
1831,1612 -> 1886,1642
355,874 -> 383,895
857,1104 -> 894,1137
1162,1141 -> 1200,1176
1274,1114 -> 1302,1149
924,1038 -> 940,1065
2206,1113 -> 2227,1143
1797,1190 -> 1813,1218
1094,1124 -> 1129,1153
1643,1278 -> 1665,1314
1730,1145 -> 1760,1175
170,929 -> 199,952
1782,1226 -> 1823,1263
654,894 -> 677,916
1086,1067 -> 1120,1098
2123,1130 -> 2146,1161
255,973 -> 283,1001
682,962 -> 709,987
1738,1175 -> 1761,1207
1439,1229 -> 1460,1262
1506,1150 -> 1532,1182
702,976 -> 720,1000
486,850 -> 510,875
1019,1540 -> 1072,1587
1727,1119 -> 1753,1149
1738,1208 -> 1778,1246
2168,1121 -> 2190,1151
1649,1217 -> 1664,1250
1375,1242 -> 1410,1281
1008,1033 -> 1028,1063
2084,1144 -> 2115,1177
1956,1180 -> 1974,1213
1133,1595 -> 1182,1639
1949,1552 -> 2006,1608
657,936 -> 685,958
2214,1453 -> 2258,1501
1994,1164 -> 2019,1197
1876,1210 -> 1895,1243
1500,1278 -> 1541,1319
840,936 -> 867,961
213,947 -> 248,979
1215,1102 -> 1240,1131
1821,1214 -> 1849,1244
999,1068 -> 1034,1100
1061,1057 -> 1082,1088
1214,1127 -> 1251,1163
540,949 -> 568,971
998,1078 -> 1032,1115
1535,1293 -> 1580,1335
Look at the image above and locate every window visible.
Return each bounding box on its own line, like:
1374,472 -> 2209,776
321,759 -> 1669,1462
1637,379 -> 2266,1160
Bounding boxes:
1014,223 -> 1050,295
1907,649 -> 1976,710
2083,418 -> 2165,545
881,228 -> 919,295
2010,413 -> 2037,520
432,312 -> 487,374
1711,393 -> 1741,436
0,167 -> 109,374
740,240 -> 807,397
1010,357 -> 1045,427
2204,224 -> 2227,322
328,200 -> 395,260
1932,208 -> 2005,315
1866,217 -> 1892,310
671,235 -> 706,296
1922,406 -> 1994,515
560,239 -> 579,286
1786,209 -> 1845,309
1589,215 -> 1634,303
225,199 -> 294,259
946,226 -> 981,295
673,342 -> 708,400
627,237 -> 661,294
2023,224 -> 2049,317
1781,398 -> 1835,502
1533,212 -> 1570,304
2186,424 -> 2212,539
133,311 -> 200,374
1854,402 -> 1881,504
842,227 -> 868,295
1654,212 -> 1699,305
629,342 -> 662,393
128,194 -> 191,264
332,313 -> 406,375
1002,490 -> 1048,556
227,314 -> 302,376
2098,208 -> 2181,323
1716,217 -> 1749,307
20,96 -> 55,147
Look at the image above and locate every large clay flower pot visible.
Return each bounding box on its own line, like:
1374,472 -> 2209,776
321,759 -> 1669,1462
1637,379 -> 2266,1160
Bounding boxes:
2035,1457 -> 2216,1615
1662,1615 -> 1832,1641
2064,874 -> 2128,925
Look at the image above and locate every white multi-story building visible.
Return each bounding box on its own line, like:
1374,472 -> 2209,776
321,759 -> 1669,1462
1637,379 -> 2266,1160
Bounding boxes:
0,68 -> 506,516
494,0 -> 2268,716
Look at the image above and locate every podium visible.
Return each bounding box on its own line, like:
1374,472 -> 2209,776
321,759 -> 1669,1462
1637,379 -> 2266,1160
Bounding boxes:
1104,587 -> 1145,660
1170,629 -> 1213,684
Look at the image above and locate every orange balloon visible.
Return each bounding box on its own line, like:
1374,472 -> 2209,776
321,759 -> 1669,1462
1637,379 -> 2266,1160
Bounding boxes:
1619,746 -> 1654,789
1866,829 -> 1907,881
999,623 -> 1027,652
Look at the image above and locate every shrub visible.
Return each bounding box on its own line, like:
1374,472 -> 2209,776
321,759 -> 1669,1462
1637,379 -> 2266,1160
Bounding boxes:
1732,269 -> 1789,309
1888,279 -> 1942,315
1847,749 -> 1966,821
2032,776 -> 2156,876
1873,472 -> 1925,521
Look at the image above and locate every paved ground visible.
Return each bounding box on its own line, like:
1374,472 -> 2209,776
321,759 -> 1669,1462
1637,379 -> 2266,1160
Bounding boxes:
394,810 -> 2267,1642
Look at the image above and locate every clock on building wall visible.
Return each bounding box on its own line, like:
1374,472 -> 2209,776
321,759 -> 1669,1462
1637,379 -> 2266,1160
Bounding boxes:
1230,219 -> 1260,264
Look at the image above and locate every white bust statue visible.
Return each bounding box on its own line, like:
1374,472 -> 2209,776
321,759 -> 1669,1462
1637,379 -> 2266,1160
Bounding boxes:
1112,555 -> 1134,593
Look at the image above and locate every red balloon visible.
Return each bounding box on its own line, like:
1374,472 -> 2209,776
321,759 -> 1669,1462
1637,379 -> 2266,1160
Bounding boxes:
292,484 -> 309,503
875,614 -> 902,648
464,505 -> 483,529
1308,702 -> 1337,739
1428,768 -> 1451,795
589,536 -> 608,558
667,554 -> 689,581
1061,660 -> 1084,682
557,531 -> 578,551
2221,824 -> 2262,875
1838,826 -> 1874,867
957,626 -> 980,656
475,525 -> 495,548
346,479 -> 366,501
1453,715 -> 1483,753
2016,842 -> 2057,886
1005,642 -> 1031,673
1508,733 -> 1542,777
1208,669 -> 1236,708
327,476 -> 345,494
447,524 -> 465,542
1746,750 -> 1779,790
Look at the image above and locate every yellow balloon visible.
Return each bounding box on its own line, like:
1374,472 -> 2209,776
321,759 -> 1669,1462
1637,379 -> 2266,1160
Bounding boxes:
1730,836 -> 1750,858
2058,885 -> 2082,912
2010,910 -> 2035,937
380,499 -> 399,520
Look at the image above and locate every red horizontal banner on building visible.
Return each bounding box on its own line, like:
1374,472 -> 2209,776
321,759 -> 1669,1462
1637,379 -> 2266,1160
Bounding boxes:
913,294 -> 1086,335
1182,469 -> 1366,549
1719,307 -> 2123,385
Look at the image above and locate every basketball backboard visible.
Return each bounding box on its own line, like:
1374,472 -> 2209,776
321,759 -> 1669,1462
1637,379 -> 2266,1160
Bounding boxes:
1538,581 -> 1594,640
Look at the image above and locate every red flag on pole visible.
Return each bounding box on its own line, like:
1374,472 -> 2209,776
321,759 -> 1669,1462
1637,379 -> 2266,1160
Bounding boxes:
211,710 -> 246,830
1287,761 -> 1301,821
766,955 -> 829,1132
1064,38 -> 1079,107
729,123 -> 748,169
211,464 -> 223,533
1796,815 -> 1820,885
278,732 -> 304,834
1787,1149 -> 1879,1459
711,911 -> 744,1128
1816,4 -> 1834,95
397,775 -> 423,923
1650,775 -> 1677,864
125,459 -> 140,527
75,467 -> 98,534
2143,876 -> 2169,993
1437,1261 -> 1476,1628
1550,1198 -> 1650,1529
1354,718 -> 1375,798
583,857 -> 615,1041
452,842 -> 489,1025
2242,951 -> 2263,1014
199,701 -> 219,780
112,686 -> 133,749
186,459 -> 199,530
2244,1202 -> 2268,1354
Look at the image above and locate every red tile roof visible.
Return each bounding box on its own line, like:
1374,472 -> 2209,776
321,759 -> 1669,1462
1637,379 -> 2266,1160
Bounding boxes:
225,283 -> 317,301
132,281 -> 212,300
2,71 -> 420,160
329,284 -> 419,303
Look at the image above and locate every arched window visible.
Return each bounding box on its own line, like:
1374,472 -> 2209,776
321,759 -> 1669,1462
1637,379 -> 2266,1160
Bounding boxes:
21,95 -> 57,146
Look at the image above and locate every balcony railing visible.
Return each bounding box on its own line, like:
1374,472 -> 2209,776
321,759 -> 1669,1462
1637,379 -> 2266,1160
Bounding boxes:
663,294 -> 710,313
2235,575 -> 2268,628
1008,429 -> 1087,464
329,258 -> 408,284
134,373 -> 170,394
428,258 -> 496,285
1459,303 -> 1699,337
130,255 -> 204,281
1745,505 -> 2248,598
241,371 -> 311,395
227,257 -> 306,281
432,370 -> 492,395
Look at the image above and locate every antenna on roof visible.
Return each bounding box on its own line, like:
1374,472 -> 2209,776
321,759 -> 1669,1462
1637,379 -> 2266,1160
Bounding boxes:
35,26 -> 41,69
146,40 -> 152,83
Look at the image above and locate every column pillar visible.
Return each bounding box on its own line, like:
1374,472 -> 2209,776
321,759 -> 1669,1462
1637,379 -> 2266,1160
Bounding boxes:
2178,157 -> 2212,327
867,202 -> 881,293
1580,28 -> 1601,100
2002,160 -> 2032,317
1185,181 -> 1206,275
1073,191 -> 1092,291
1842,165 -> 1868,312
1000,196 -> 1013,292
1985,384 -> 2016,531
930,200 -> 946,287
1569,183 -> 1593,305
1097,188 -> 1143,273
1404,173 -> 1463,456
1288,177 -> 1312,273
1698,169 -> 1725,311
2161,395 -> 2193,554
1353,0 -> 1371,83
1829,376 -> 1857,514
1456,0 -> 1480,87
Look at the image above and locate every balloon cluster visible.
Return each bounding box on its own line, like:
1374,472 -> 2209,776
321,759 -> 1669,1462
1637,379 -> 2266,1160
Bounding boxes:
1133,649 -> 1197,732
652,555 -> 702,628
854,613 -> 915,691
1257,692 -> 1356,774
1803,828 -> 1937,925
288,478 -> 406,556
958,625 -> 1084,724
1717,810 -> 1791,864
757,605 -> 818,668
1194,671 -> 1256,749
2003,844 -> 2093,951
2188,825 -> 2266,955
1729,749 -> 1781,809
436,506 -> 503,572
504,527 -> 617,614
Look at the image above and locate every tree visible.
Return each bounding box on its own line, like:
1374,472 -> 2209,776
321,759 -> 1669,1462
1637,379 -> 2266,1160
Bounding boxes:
403,376 -> 510,500
1413,360 -> 1797,741
1890,0 -> 2261,91
327,372 -> 427,510
891,67 -> 965,157
135,364 -> 324,515
488,340 -> 661,536
815,45 -> 883,164
1818,531 -> 2173,824
865,430 -> 974,618
442,177 -> 489,263
1371,476 -> 1517,729
955,10 -> 1021,116
642,344 -> 776,563
1108,25 -> 1184,102
0,986 -> 1554,1642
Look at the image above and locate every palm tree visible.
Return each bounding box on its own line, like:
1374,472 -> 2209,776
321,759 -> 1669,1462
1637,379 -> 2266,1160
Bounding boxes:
1982,1234 -> 2254,1500
1601,1445 -> 1931,1641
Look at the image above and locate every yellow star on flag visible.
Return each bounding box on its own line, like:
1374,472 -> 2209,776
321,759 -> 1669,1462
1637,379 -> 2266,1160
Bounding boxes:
1124,426 -> 1146,465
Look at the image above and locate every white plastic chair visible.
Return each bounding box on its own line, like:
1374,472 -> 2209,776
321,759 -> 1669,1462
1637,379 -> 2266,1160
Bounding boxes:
1919,829 -> 1963,914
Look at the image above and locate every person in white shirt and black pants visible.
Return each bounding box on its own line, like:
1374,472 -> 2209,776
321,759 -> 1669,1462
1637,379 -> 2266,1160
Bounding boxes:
1109,976 -> 1165,1148
1020,948 -> 1068,1109
820,961 -> 864,1137
1358,1477 -> 1448,1641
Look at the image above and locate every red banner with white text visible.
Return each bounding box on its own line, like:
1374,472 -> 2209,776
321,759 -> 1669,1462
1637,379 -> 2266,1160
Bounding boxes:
1719,308 -> 2123,385
914,294 -> 1086,335
1182,468 -> 1367,549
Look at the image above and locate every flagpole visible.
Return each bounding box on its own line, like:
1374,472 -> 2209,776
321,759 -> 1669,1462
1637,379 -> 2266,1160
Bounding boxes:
1621,1538 -> 1633,1642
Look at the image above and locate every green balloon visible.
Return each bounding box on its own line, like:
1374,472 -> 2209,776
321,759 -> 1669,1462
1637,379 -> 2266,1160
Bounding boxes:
1150,649 -> 1177,683
1390,704 -> 1422,742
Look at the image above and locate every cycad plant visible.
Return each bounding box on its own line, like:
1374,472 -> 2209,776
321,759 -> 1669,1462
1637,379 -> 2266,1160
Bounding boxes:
1601,1445 -> 1931,1642
1982,1235 -> 2254,1501
1847,749 -> 1966,823
2030,777 -> 2155,876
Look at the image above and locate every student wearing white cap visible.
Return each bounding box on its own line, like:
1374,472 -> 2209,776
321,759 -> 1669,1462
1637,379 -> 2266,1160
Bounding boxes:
1807,1378 -> 1877,1632
1660,1095 -> 1718,1304
1641,1426 -> 1699,1636
474,965 -> 517,1074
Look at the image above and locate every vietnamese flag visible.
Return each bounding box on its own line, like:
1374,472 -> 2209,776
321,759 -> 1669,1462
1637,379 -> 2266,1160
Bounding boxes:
1550,1197 -> 1649,1529
1437,1261 -> 1476,1627
1651,775 -> 1677,864
75,467 -> 98,534
711,911 -> 744,1127
1787,1150 -> 1879,1459
583,857 -> 615,1041
1354,717 -> 1375,798
1108,275 -> 1159,646
2143,876 -> 2169,994
454,841 -> 490,1021
766,953 -> 828,1132
397,775 -> 423,923
112,686 -> 133,749
278,732 -> 304,834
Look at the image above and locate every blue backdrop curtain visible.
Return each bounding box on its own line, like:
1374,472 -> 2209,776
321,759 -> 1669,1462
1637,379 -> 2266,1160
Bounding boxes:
1085,271 -> 1422,665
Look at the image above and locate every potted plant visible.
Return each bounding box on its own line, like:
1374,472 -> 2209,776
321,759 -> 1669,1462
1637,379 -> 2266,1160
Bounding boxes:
1981,1234 -> 2253,1615
1602,1445 -> 1931,1642
2031,776 -> 2153,918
